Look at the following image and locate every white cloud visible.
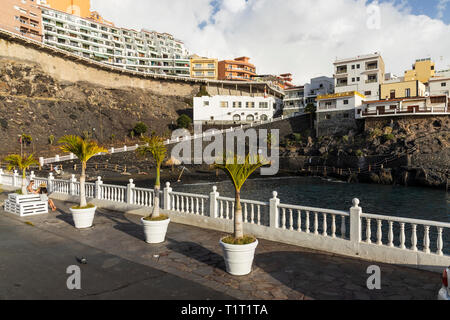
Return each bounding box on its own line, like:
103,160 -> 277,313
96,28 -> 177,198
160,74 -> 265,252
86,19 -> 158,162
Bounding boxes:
91,0 -> 450,85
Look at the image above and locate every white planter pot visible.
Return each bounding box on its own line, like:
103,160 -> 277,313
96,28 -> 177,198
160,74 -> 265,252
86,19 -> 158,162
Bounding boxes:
141,217 -> 170,244
219,238 -> 259,276
69,206 -> 97,229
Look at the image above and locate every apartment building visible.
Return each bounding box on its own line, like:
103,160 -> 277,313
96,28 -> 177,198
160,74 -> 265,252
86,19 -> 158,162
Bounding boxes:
42,0 -> 92,18
404,58 -> 435,83
334,53 -> 385,101
40,7 -> 190,76
0,0 -> 43,41
218,57 -> 257,81
282,76 -> 334,117
190,55 -> 218,80
316,91 -> 365,136
380,79 -> 426,99
193,95 -> 281,125
254,73 -> 294,90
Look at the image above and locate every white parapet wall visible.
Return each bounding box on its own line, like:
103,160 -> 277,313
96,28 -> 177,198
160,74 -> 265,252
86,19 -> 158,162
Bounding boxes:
1,171 -> 449,272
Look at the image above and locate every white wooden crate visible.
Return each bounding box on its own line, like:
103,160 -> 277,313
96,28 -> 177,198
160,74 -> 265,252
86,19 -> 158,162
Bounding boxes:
4,194 -> 48,217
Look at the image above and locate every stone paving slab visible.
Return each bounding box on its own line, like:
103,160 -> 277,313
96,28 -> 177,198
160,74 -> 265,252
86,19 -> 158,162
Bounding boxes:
0,196 -> 443,300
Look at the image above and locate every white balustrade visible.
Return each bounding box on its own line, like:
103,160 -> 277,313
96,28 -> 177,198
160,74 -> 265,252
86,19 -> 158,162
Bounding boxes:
170,191 -> 207,216
100,184 -> 126,202
132,187 -> 155,207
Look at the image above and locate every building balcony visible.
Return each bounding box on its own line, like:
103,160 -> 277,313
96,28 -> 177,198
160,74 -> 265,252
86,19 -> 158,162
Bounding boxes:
336,69 -> 348,75
365,79 -> 378,84
336,83 -> 348,87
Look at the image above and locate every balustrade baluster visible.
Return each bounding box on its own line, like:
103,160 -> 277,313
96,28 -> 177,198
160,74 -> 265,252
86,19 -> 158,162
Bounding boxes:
437,227 -> 443,256
251,204 -> 255,224
388,221 -> 394,247
314,212 -> 319,235
322,213 -> 327,236
219,200 -> 223,218
400,223 -> 406,249
305,211 -> 310,233
411,224 -> 417,251
331,214 -> 336,238
297,210 -> 302,232
196,198 -> 199,215
341,215 -> 346,238
201,198 -> 205,216
423,226 -> 431,253
289,209 -> 294,231
281,208 -> 286,230
377,220 -> 382,245
231,202 -> 235,220
366,218 -> 372,244
257,205 -> 261,225
244,203 -> 248,222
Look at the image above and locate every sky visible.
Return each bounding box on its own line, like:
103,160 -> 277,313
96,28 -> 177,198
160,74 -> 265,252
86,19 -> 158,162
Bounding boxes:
90,0 -> 450,85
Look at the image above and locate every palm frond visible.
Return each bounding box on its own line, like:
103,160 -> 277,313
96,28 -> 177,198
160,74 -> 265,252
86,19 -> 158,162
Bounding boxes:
3,154 -> 38,171
137,136 -> 167,166
58,135 -> 108,163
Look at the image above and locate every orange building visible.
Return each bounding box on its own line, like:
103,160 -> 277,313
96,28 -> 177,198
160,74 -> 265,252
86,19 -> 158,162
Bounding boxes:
218,57 -> 256,81
44,0 -> 91,18
0,0 -> 43,41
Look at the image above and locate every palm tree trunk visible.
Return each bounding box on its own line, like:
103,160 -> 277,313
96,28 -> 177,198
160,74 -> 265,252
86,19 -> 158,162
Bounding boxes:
234,189 -> 244,239
80,162 -> 87,208
151,164 -> 161,218
21,168 -> 27,195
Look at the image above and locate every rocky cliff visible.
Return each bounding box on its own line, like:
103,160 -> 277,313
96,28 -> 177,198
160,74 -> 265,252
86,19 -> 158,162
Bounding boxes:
0,58 -> 196,157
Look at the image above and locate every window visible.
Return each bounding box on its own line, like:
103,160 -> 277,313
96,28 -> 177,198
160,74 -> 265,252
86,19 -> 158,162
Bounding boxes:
441,82 -> 447,87
356,77 -> 360,81
352,78 -> 355,82
233,114 -> 241,121
364,91 -> 372,96
325,115 -> 331,120
343,113 -> 349,118
220,101 -> 228,108
405,88 -> 411,98
357,64 -> 360,69
246,115 -> 255,121
246,102 -> 255,108
390,90 -> 396,99
261,115 -> 268,121
195,64 -> 202,68
325,102 -> 332,107
233,102 -> 242,108
203,101 -> 209,107
259,102 -> 269,109
343,100 -> 349,105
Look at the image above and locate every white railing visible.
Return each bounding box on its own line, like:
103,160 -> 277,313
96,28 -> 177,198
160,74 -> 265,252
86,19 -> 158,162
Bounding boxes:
278,203 -> 348,238
361,212 -> 449,256
169,191 -> 208,216
1,170 -> 448,268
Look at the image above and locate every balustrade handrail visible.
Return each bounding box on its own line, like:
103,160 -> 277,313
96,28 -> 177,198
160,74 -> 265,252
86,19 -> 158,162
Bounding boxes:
362,212 -> 450,228
132,186 -> 155,192
278,203 -> 349,216
217,196 -> 268,206
171,191 -> 209,199
101,183 -> 127,189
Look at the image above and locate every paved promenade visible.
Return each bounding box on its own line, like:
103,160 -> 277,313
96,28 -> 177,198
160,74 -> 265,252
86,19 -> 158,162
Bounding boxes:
0,195 -> 442,300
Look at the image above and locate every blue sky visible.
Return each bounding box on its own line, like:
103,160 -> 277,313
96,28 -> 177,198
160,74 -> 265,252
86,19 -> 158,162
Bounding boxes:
373,0 -> 450,23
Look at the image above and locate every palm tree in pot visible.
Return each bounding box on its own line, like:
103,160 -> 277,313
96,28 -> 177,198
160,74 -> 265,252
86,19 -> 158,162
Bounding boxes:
3,154 -> 38,195
137,135 -> 169,243
214,153 -> 268,276
58,135 -> 107,229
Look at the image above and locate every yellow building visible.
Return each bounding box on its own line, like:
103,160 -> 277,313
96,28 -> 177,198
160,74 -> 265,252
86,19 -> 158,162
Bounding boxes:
190,55 -> 218,80
404,58 -> 435,83
380,80 -> 426,99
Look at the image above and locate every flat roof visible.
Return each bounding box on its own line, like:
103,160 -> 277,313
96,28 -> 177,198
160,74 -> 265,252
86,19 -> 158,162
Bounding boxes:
334,53 -> 382,65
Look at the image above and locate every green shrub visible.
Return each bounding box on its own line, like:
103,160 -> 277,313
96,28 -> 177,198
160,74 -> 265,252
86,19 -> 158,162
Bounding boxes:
177,115 -> 192,129
370,128 -> 383,139
383,126 -> 393,135
21,134 -> 32,145
144,214 -> 169,222
355,149 -> 364,157
384,133 -> 395,141
195,85 -> 211,97
342,135 -> 349,143
291,133 -> 302,143
48,135 -> 55,145
133,122 -> 148,137
71,203 -> 96,210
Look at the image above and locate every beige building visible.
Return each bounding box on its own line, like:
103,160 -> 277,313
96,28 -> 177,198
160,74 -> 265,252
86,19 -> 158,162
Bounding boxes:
380,80 -> 426,99
190,55 -> 218,80
429,77 -> 450,96
0,0 -> 43,41
404,58 -> 435,83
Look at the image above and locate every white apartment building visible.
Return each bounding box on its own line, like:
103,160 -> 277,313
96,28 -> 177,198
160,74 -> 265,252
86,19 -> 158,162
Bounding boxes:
282,76 -> 334,117
334,53 -> 385,101
40,7 -> 191,76
429,77 -> 450,96
194,95 -> 281,125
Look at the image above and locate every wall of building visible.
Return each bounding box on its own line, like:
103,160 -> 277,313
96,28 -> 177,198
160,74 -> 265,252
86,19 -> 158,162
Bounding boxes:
317,110 -> 358,136
0,0 -> 42,41
404,59 -> 435,83
429,78 -> 450,96
190,57 -> 218,80
218,58 -> 256,81
193,95 -> 278,124
380,80 -> 425,99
